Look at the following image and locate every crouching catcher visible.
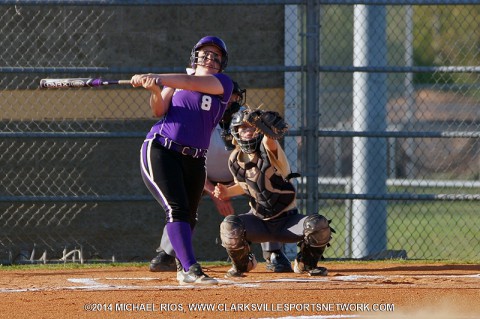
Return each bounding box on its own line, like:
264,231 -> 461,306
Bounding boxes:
214,107 -> 334,277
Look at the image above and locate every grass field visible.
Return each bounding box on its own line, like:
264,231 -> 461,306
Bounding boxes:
0,258 -> 477,271
318,200 -> 480,261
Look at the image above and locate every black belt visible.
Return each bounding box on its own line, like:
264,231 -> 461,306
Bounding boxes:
156,135 -> 207,158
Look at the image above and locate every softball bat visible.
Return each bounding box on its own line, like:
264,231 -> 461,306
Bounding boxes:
39,78 -> 131,89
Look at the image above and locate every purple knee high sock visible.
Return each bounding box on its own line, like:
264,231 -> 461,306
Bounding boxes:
166,221 -> 197,271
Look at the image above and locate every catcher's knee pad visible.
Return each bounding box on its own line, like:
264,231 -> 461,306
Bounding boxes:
220,215 -> 254,273
220,215 -> 247,250
303,214 -> 332,248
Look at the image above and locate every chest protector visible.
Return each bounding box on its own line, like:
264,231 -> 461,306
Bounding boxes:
229,144 -> 296,219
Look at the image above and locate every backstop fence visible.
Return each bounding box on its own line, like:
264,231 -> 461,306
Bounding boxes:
0,0 -> 479,263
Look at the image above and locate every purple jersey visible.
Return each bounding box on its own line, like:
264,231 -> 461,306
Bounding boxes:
147,73 -> 233,150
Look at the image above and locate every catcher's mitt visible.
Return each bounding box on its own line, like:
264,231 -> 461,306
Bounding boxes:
244,110 -> 289,140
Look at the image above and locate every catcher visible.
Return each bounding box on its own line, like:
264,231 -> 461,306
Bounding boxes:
214,106 -> 334,277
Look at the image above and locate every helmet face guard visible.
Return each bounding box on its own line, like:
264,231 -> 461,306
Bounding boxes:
230,107 -> 263,154
190,36 -> 228,72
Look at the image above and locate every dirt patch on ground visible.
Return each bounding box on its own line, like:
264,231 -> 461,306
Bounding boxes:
0,261 -> 479,319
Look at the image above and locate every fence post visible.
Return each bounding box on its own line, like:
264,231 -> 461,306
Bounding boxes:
351,4 -> 388,258
305,0 -> 320,215
345,179 -> 353,258
284,4 -> 302,259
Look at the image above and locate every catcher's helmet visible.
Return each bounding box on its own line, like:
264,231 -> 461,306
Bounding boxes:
190,36 -> 228,72
230,107 -> 263,154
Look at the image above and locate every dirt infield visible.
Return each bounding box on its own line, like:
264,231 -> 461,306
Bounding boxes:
0,261 -> 479,319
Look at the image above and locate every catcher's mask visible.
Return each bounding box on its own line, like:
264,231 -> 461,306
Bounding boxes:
190,36 -> 228,72
230,107 -> 264,154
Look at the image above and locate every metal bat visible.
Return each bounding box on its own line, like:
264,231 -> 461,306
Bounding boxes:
39,78 -> 131,89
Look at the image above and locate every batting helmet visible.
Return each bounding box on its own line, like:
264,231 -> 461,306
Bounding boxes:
190,36 -> 228,72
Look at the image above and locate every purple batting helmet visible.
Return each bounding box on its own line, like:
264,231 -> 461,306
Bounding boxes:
190,36 -> 228,72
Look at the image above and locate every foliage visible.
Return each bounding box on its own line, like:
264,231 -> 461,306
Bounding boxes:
413,5 -> 480,85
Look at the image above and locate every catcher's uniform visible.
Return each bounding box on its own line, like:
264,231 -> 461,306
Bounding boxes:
220,107 -> 333,277
228,138 -> 308,243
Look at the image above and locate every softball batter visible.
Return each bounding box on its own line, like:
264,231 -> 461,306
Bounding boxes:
133,36 -> 233,285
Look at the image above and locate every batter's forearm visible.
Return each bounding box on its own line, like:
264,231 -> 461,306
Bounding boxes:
154,74 -> 224,95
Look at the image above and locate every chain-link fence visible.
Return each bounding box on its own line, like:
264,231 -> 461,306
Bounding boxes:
1,0 -> 479,264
